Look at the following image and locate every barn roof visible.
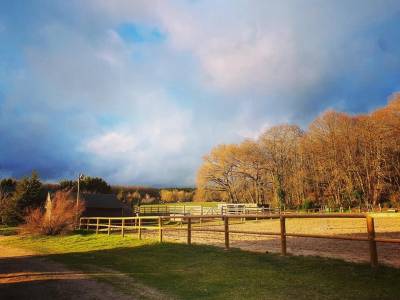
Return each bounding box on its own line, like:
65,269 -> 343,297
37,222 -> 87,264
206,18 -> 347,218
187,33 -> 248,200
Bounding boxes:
79,193 -> 125,209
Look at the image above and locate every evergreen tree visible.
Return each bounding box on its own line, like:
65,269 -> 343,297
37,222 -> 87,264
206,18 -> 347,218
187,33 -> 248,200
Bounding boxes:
59,176 -> 111,194
13,171 -> 43,213
0,190 -> 19,225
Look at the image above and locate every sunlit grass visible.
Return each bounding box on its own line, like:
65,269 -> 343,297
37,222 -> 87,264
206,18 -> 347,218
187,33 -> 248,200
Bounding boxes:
3,232 -> 400,299
141,202 -> 221,207
2,231 -> 154,253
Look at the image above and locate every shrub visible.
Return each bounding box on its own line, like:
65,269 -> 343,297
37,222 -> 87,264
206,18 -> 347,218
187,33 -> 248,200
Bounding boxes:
389,192 -> 400,208
301,199 -> 315,210
20,191 -> 85,235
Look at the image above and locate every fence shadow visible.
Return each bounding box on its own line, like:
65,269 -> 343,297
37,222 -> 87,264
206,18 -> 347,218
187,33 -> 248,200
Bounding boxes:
2,241 -> 400,300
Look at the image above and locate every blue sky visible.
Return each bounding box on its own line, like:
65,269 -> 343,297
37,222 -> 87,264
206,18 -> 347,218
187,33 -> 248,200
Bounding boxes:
0,0 -> 400,186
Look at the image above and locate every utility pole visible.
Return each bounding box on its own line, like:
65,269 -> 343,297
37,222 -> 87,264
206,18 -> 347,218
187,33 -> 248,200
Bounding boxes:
75,173 -> 84,227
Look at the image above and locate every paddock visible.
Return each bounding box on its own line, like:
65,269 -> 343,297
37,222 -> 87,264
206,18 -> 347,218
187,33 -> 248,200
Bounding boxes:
79,213 -> 400,268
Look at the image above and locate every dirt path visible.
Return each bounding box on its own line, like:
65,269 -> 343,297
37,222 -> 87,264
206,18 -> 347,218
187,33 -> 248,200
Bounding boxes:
0,244 -> 169,300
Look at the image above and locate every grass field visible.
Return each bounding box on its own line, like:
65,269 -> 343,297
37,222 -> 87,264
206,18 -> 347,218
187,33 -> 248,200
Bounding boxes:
141,202 -> 222,208
0,225 -> 18,236
2,233 -> 400,299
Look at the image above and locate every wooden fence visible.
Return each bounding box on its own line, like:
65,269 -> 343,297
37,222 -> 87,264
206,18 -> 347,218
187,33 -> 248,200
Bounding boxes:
137,204 -> 396,216
79,213 -> 400,268
138,205 -> 277,216
139,205 -> 221,216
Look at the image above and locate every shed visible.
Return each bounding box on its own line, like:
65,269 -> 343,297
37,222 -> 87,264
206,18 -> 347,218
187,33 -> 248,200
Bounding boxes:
80,193 -> 132,217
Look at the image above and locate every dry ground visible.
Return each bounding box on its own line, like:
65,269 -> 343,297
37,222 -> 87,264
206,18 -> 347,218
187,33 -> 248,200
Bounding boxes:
0,244 -> 169,300
144,215 -> 400,267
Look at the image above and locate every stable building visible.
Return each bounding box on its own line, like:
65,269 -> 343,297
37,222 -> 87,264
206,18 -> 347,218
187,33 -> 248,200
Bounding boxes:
80,193 -> 132,217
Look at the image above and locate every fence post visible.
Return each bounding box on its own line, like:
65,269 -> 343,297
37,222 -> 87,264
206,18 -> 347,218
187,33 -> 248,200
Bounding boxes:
79,218 -> 82,230
107,218 -> 111,235
121,219 -> 125,237
366,215 -> 378,268
187,217 -> 192,245
159,217 -> 163,242
138,217 -> 142,240
96,218 -> 99,234
86,219 -> 90,230
224,216 -> 230,249
280,215 -> 287,256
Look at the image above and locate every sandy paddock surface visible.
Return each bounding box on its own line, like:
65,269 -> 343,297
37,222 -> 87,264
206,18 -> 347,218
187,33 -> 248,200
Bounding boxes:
144,216 -> 400,268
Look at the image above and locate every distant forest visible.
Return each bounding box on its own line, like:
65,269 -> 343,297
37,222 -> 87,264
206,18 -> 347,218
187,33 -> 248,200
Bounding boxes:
0,173 -> 194,225
196,94 -> 400,209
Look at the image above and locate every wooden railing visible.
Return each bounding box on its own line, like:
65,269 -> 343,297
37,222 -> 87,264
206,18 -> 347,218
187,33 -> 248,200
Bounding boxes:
79,213 -> 400,268
137,205 -> 276,216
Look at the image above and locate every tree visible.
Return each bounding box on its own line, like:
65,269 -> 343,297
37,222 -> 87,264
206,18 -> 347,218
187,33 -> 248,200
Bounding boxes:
0,189 -> 19,225
196,93 -> 400,209
196,144 -> 242,203
160,190 -> 175,202
59,180 -> 75,191
0,178 -> 17,192
81,176 -> 111,194
117,189 -> 127,203
258,125 -> 304,208
59,176 -> 111,194
12,171 -> 43,214
160,189 -> 194,203
0,178 -> 18,224
232,140 -> 267,204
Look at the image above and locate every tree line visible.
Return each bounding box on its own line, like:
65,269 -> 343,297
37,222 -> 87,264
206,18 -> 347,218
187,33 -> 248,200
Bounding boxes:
0,173 -> 113,224
196,94 -> 400,209
0,172 -> 195,225
160,189 -> 194,203
116,187 -> 194,207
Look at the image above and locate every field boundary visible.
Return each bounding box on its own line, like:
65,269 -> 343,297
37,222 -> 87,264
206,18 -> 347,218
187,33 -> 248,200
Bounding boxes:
79,213 -> 400,268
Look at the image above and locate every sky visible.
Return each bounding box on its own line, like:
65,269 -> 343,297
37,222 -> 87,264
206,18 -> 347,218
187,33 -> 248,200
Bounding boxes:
0,0 -> 400,186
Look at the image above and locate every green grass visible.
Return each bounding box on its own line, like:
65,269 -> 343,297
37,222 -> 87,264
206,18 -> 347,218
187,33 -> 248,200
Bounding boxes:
141,202 -> 222,208
369,212 -> 400,218
0,225 -> 18,236
3,233 -> 400,299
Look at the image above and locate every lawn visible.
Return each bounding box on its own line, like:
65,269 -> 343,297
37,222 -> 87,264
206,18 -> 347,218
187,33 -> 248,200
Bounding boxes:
2,233 -> 400,299
0,225 -> 18,236
141,202 -> 222,208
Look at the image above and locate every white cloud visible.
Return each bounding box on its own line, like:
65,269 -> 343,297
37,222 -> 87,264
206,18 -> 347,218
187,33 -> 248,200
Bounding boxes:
85,132 -> 137,156
237,122 -> 272,140
80,94 -> 194,184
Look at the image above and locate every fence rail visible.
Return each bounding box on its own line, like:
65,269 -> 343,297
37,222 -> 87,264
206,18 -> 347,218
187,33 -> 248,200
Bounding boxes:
137,204 -> 398,216
79,213 -> 400,268
138,205 -> 278,216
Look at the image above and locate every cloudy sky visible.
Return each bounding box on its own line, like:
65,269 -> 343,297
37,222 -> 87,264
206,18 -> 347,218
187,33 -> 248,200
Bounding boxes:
1,1 -> 400,186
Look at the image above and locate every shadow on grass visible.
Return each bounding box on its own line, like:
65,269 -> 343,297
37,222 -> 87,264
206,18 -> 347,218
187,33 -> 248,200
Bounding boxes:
125,227 -> 400,268
0,226 -> 18,236
2,238 -> 400,300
